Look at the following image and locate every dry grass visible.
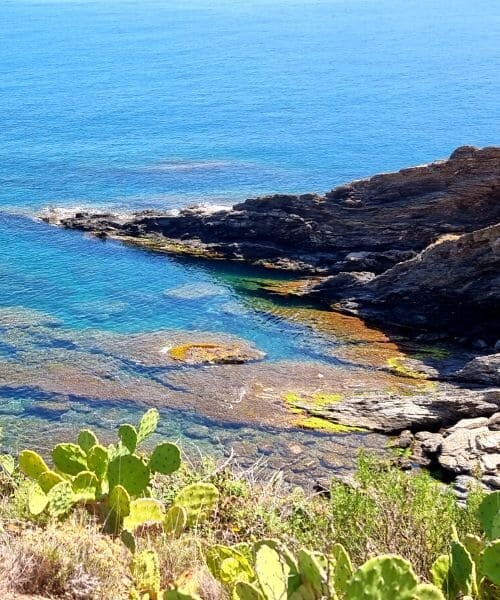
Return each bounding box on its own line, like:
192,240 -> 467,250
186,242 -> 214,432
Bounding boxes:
0,512 -> 131,599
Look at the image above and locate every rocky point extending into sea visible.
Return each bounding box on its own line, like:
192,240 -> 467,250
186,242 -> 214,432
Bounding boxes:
41,146 -> 500,495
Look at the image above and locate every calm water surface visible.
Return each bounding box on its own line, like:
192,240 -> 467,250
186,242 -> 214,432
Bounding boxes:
0,0 -> 498,481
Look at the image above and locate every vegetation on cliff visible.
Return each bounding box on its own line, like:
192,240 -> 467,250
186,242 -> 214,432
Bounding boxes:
0,410 -> 498,599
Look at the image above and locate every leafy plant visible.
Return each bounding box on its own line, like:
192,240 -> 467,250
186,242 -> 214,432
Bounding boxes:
17,409 -> 219,536
431,491 -> 500,599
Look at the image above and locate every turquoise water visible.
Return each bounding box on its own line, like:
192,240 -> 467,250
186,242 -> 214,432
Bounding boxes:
0,0 -> 498,480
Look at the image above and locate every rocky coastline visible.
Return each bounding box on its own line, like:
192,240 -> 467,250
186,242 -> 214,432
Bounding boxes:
41,145 -> 500,493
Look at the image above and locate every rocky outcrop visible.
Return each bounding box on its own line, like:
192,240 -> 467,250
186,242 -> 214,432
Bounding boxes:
412,413 -> 500,494
456,353 -> 500,385
312,223 -> 500,338
42,146 -> 500,339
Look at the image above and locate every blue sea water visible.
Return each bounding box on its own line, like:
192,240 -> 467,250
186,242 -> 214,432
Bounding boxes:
0,0 -> 498,475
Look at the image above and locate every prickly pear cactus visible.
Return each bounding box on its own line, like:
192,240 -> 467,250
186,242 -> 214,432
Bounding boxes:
412,583 -> 445,599
109,483 -> 131,518
430,555 -> 454,597
19,449 -> 49,479
206,544 -> 254,584
72,470 -> 99,502
450,540 -> 477,597
118,423 -> 137,453
255,543 -> 289,600
234,581 -> 264,600
77,429 -> 98,453
107,454 -> 150,497
296,548 -> 326,597
131,550 -> 161,598
346,555 -> 418,599
47,481 -> 75,518
164,504 -> 187,538
38,470 -> 64,493
482,540 -> 500,585
137,408 -> 159,444
52,443 -> 88,476
123,498 -> 165,532
28,483 -> 49,515
332,543 -> 353,597
173,482 -> 219,526
478,491 -> 500,540
87,444 -> 108,480
149,442 -> 181,475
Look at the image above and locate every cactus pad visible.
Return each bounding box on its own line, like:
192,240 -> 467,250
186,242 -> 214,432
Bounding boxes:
109,483 -> 131,517
52,443 -> 88,476
72,470 -> 99,501
174,482 -> 219,526
255,543 -> 288,600
137,408 -> 159,443
77,429 -> 98,453
118,424 -> 138,453
412,583 -> 446,599
38,470 -> 65,493
47,481 -> 75,518
482,540 -> 500,585
131,550 -> 161,597
297,548 -> 326,596
164,504 -> 187,537
234,581 -> 264,600
478,491 -> 500,540
206,545 -> 253,584
450,540 -> 476,596
123,498 -> 165,532
108,454 -> 150,497
19,449 -> 49,480
149,442 -> 181,475
87,444 -> 108,479
28,483 -> 49,515
346,555 -> 419,599
332,543 -> 354,597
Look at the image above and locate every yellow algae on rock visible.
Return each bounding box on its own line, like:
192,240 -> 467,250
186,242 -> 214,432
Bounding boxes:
168,342 -> 265,365
294,416 -> 366,433
386,356 -> 429,380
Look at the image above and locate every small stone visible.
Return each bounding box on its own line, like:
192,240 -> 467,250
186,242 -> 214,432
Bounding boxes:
420,433 -> 444,454
289,444 -> 304,456
394,430 -> 413,449
476,431 -> 500,453
488,413 -> 500,431
481,475 -> 500,489
445,417 -> 489,433
480,453 -> 500,474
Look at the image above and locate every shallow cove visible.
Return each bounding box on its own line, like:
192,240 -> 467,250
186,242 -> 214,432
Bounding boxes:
0,213 -> 409,485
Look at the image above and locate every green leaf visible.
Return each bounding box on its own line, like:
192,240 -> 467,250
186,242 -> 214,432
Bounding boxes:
149,442 -> 181,475
123,498 -> 165,532
47,481 -> 75,518
164,504 -> 187,538
108,454 -> 150,497
255,543 -> 288,600
137,408 -> 159,444
38,470 -> 65,493
482,540 -> 500,586
77,429 -> 98,453
109,484 -> 131,518
72,470 -> 99,501
118,424 -> 137,453
52,443 -> 88,476
478,492 -> 500,540
28,483 -> 49,515
19,450 -> 49,480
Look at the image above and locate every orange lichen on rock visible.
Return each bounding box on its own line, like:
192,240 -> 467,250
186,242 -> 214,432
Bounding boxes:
168,342 -> 265,365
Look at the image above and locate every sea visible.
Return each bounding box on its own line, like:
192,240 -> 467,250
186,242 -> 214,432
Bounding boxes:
0,0 -> 498,479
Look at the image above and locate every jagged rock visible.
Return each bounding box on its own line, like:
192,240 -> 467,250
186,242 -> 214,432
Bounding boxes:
481,453 -> 500,474
476,431 -> 500,452
456,353 -> 500,385
488,412 -> 500,430
445,416 -> 491,432
42,146 -> 500,338
394,429 -> 414,449
438,426 -> 490,473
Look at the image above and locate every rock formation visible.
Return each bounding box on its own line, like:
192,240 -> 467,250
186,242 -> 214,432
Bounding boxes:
42,145 -> 500,340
